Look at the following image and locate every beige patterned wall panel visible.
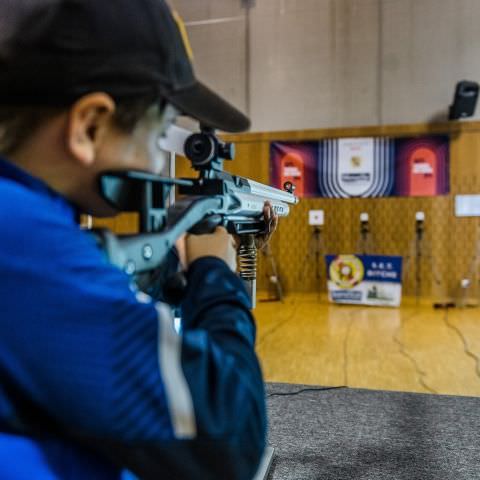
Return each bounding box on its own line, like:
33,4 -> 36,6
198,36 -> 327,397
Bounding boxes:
224,122 -> 480,301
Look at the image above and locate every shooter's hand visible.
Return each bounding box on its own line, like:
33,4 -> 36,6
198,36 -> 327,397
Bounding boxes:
255,201 -> 279,250
184,227 -> 237,272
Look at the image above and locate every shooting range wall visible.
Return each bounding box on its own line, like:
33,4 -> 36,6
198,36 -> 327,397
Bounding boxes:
173,0 -> 480,132
178,121 -> 480,301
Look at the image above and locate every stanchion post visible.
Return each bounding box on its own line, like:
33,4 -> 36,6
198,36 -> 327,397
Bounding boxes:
299,210 -> 325,301
359,212 -> 370,255
415,211 -> 425,306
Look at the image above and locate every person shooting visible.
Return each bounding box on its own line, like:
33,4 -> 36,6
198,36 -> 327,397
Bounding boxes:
0,1 -> 289,478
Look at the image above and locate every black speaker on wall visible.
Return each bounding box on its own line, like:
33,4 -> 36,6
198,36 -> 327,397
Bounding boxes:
449,80 -> 479,120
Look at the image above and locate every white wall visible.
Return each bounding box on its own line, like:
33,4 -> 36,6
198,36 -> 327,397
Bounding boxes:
172,0 -> 480,132
380,0 -> 480,125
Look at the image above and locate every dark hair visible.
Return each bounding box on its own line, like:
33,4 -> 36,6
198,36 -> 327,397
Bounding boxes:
0,96 -> 158,157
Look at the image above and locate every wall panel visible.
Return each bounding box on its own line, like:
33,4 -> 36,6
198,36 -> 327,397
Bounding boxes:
332,0 -> 381,127
381,0 -> 480,125
222,121 -> 480,301
184,18 -> 247,115
172,0 -> 243,22
249,0 -> 337,130
172,0 -> 480,132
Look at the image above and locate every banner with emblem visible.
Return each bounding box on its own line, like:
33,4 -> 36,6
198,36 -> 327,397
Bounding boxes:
325,255 -> 403,307
270,136 -> 449,198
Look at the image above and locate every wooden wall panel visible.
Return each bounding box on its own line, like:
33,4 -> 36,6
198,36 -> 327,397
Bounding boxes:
89,213 -> 138,234
223,121 -> 480,301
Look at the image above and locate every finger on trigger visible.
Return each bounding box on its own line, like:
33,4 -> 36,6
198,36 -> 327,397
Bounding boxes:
264,203 -> 271,221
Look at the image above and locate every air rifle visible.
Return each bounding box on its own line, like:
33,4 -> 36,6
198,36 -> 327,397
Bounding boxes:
95,126 -> 299,306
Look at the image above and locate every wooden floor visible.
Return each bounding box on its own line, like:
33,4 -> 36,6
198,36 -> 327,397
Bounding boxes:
255,293 -> 480,397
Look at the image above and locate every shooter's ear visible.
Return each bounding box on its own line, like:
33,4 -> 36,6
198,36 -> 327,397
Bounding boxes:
66,93 -> 116,166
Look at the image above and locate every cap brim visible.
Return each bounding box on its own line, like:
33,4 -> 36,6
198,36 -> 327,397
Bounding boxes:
166,81 -> 250,133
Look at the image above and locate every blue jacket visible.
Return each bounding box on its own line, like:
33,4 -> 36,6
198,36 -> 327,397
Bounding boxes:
0,158 -> 266,479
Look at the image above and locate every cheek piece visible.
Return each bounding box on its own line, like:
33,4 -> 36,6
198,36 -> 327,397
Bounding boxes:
143,103 -> 180,175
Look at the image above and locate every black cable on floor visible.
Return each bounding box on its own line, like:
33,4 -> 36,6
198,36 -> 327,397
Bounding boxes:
267,386 -> 347,398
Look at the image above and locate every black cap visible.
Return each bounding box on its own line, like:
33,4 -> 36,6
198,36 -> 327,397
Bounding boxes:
0,0 -> 250,132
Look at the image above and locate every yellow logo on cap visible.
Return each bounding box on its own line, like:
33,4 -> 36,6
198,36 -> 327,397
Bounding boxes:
172,10 -> 194,61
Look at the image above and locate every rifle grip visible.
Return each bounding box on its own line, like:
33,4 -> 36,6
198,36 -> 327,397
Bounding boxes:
188,214 -> 223,235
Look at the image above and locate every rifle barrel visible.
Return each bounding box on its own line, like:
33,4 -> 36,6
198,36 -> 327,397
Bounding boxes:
247,179 -> 299,205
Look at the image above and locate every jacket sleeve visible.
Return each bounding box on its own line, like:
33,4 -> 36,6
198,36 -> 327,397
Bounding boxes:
101,257 -> 267,480
0,224 -> 267,480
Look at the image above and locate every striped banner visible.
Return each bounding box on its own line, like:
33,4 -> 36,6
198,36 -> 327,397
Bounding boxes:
318,138 -> 395,198
270,135 -> 449,198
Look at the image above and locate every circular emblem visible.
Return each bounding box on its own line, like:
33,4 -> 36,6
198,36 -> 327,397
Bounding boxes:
329,255 -> 364,289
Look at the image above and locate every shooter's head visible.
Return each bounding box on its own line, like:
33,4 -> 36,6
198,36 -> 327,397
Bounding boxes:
0,0 -> 250,215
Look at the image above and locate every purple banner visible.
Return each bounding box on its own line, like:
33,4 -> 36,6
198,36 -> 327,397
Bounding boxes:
270,135 -> 450,198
